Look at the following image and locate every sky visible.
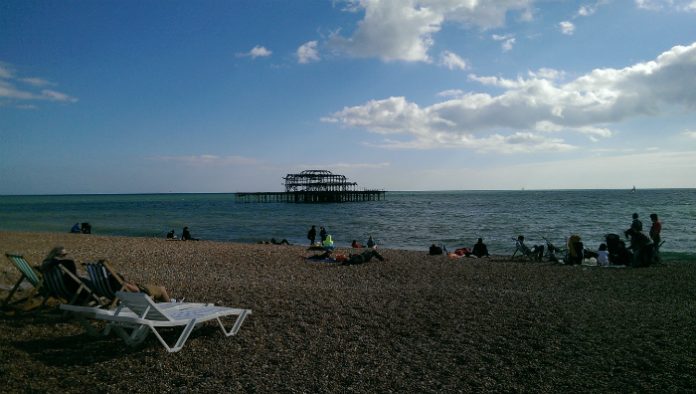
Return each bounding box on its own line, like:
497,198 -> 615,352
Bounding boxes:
1,0 -> 696,194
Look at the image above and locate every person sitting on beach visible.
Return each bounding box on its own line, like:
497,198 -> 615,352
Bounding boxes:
181,226 -> 198,241
166,229 -> 178,239
597,243 -> 610,267
351,240 -> 363,248
472,238 -> 490,258
70,223 -> 81,233
367,235 -> 376,249
41,246 -> 92,294
322,234 -> 335,250
81,222 -> 92,234
566,235 -> 584,265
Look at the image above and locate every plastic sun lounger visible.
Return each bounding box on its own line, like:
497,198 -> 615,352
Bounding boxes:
61,291 -> 252,353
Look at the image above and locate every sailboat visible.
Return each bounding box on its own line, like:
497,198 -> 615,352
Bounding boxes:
631,185 -> 636,193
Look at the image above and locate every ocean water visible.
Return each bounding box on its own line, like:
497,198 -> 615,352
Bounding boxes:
0,190 -> 694,258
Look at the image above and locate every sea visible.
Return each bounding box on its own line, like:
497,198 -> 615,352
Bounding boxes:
0,189 -> 694,259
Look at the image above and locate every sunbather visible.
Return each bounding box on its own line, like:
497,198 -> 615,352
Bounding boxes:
103,264 -> 171,302
41,246 -> 92,293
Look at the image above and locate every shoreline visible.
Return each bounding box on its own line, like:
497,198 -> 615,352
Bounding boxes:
2,230 -> 695,392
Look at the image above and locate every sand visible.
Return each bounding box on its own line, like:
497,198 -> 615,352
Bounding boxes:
1,231 -> 695,392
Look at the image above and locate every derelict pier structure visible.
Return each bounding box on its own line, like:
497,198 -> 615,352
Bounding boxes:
235,170 -> 386,203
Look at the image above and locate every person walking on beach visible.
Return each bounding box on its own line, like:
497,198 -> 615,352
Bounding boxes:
319,226 -> 327,243
307,225 -> 317,245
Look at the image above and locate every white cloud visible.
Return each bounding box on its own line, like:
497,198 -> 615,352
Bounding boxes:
298,162 -> 391,170
492,34 -> 516,52
297,41 -> 320,64
683,130 -> 696,138
437,89 -> 464,98
236,45 -> 272,59
20,77 -> 54,87
635,0 -> 696,11
559,21 -> 575,35
324,42 -> 696,153
0,62 -> 77,105
330,0 -> 532,62
439,51 -> 468,70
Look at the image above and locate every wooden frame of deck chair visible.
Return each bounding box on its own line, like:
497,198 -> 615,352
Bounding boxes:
3,253 -> 48,309
84,260 -> 126,307
61,291 -> 252,353
510,238 -> 537,261
41,263 -> 106,307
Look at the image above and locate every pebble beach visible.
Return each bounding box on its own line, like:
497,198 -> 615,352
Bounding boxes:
1,230 -> 695,392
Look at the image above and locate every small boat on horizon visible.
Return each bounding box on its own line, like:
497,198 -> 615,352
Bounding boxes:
631,185 -> 636,193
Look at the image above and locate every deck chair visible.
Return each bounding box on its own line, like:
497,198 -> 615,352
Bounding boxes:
41,263 -> 104,307
61,291 -> 252,353
3,253 -> 47,308
511,237 -> 544,261
85,260 -> 125,307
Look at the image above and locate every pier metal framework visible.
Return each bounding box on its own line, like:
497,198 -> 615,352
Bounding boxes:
235,170 -> 385,203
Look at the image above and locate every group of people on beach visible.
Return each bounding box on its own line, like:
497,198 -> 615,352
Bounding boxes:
41,246 -> 171,302
69,222 -> 91,234
305,225 -> 383,264
512,212 -> 662,267
429,238 -> 490,259
166,226 -> 198,241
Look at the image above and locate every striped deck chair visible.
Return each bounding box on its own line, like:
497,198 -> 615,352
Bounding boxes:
41,263 -> 104,306
3,253 -> 47,308
85,260 -> 125,306
61,291 -> 252,353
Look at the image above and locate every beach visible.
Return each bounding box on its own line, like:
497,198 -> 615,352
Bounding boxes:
1,230 -> 695,392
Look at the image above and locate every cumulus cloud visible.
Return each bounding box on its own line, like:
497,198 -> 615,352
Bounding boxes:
492,34 -> 516,52
297,41 -> 320,64
559,21 -> 575,35
635,0 -> 696,11
439,51 -> 468,70
236,45 -> 272,59
323,42 -> 696,153
330,0 -> 532,62
0,61 -> 77,106
684,130 -> 696,139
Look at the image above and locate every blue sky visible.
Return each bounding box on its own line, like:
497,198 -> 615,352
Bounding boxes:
2,0 -> 696,194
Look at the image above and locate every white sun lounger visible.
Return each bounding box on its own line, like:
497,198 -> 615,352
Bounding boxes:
60,291 -> 251,352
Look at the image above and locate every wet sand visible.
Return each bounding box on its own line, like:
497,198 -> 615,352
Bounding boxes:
1,231 -> 695,392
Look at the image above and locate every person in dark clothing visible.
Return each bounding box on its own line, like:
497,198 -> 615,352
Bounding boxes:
624,213 -> 643,239
41,246 -> 90,294
307,225 -> 317,245
319,227 -> 327,243
166,229 -> 177,239
181,226 -> 198,241
649,213 -> 662,258
81,222 -> 92,234
472,238 -> 490,258
345,249 -> 385,265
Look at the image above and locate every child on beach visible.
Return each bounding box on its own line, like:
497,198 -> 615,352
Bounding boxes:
597,243 -> 609,267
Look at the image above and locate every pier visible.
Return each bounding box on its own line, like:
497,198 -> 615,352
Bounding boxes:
235,170 -> 386,203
